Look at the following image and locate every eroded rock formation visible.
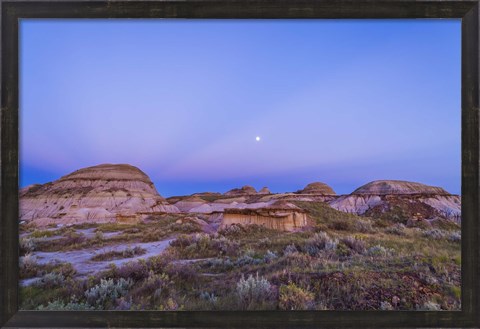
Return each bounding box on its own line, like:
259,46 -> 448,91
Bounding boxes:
224,185 -> 257,196
351,180 -> 449,195
20,164 -> 179,226
297,182 -> 336,195
259,187 -> 271,194
221,201 -> 308,231
329,180 -> 460,222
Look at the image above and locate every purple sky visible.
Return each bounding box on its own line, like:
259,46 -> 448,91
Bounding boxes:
20,20 -> 461,196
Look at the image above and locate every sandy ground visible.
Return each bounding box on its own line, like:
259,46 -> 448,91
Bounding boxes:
20,238 -> 175,286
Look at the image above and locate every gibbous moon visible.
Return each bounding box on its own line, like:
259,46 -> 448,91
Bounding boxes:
256,136 -> 261,142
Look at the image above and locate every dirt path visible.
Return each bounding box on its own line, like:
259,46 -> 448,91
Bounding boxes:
20,238 -> 175,286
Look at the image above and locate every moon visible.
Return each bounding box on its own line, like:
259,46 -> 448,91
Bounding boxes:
255,136 -> 261,142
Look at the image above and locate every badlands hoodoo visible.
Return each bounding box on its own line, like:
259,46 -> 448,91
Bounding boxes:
20,164 -> 179,226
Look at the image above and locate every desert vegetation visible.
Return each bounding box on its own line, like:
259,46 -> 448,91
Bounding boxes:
19,201 -> 461,311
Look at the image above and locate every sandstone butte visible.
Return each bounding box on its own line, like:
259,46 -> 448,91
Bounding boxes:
221,200 -> 308,232
351,180 -> 449,195
19,164 -> 179,227
328,180 -> 461,222
224,185 -> 258,196
19,164 -> 461,229
259,187 -> 271,194
297,182 -> 336,195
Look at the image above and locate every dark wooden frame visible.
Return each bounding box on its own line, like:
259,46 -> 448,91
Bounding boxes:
1,0 -> 479,327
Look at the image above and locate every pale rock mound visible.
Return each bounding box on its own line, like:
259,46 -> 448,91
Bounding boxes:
329,180 -> 460,222
221,200 -> 308,231
259,187 -> 271,194
20,164 -> 179,226
352,180 -> 448,195
174,196 -> 207,213
189,199 -> 275,214
224,185 -> 257,196
329,195 -> 383,215
298,182 -> 336,195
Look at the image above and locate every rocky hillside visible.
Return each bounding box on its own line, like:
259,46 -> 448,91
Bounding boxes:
329,180 -> 461,222
224,185 -> 258,196
297,182 -> 336,195
352,180 -> 449,195
166,179 -> 460,223
21,165 -> 461,227
20,164 -> 179,226
259,187 -> 271,194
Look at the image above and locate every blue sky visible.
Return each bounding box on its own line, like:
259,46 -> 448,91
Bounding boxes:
20,19 -> 461,196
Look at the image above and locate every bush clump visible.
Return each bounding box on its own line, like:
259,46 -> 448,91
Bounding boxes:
448,231 -> 461,243
107,259 -> 150,281
416,300 -> 441,311
205,257 -> 234,272
366,245 -> 394,257
385,223 -> 406,236
235,273 -> 275,310
129,271 -> 174,308
19,253 -> 39,278
340,236 -> 366,254
20,237 -> 37,253
91,246 -> 146,262
423,229 -> 447,240
279,282 -> 315,310
302,232 -> 338,256
36,272 -> 65,289
170,233 -> 239,258
263,250 -> 278,263
283,244 -> 298,256
355,219 -> 375,233
85,278 -> 133,309
37,299 -> 94,311
199,291 -> 218,308
329,218 -> 355,231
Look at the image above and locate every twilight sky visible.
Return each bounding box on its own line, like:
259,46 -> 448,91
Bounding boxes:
20,19 -> 461,196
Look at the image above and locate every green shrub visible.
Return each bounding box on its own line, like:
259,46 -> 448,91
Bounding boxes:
279,282 -> 315,310
129,271 -> 174,308
235,254 -> 263,267
385,223 -> 406,236
366,245 -> 394,257
205,257 -> 234,272
91,246 -> 146,262
235,273 -> 275,310
36,272 -> 65,289
423,229 -> 447,240
263,250 -> 278,263
448,231 -> 461,243
416,301 -> 441,311
330,218 -> 355,231
37,299 -> 94,310
283,244 -> 298,256
199,291 -> 218,308
302,232 -> 338,256
30,230 -> 58,238
380,301 -> 394,310
20,237 -> 37,253
19,253 -> 38,278
340,236 -> 366,254
170,233 -> 239,258
219,224 -> 243,236
85,278 -> 133,309
355,219 -> 375,233
52,262 -> 76,278
107,259 -> 150,281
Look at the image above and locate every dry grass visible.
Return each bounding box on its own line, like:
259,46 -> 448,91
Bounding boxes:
19,202 -> 460,311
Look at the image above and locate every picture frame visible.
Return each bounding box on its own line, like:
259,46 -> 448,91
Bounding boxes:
1,0 -> 479,327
